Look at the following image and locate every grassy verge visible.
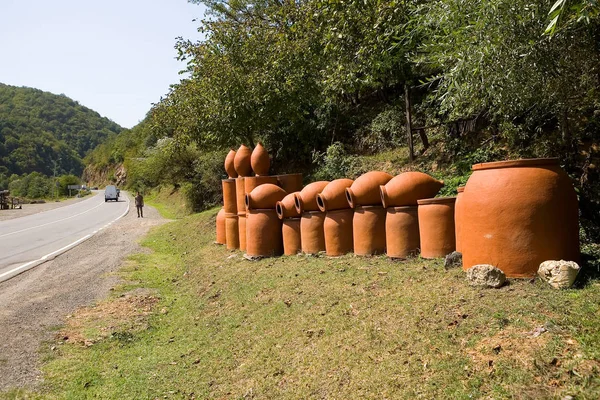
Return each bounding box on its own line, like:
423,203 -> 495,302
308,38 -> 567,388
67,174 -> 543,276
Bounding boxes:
4,208 -> 600,399
144,185 -> 190,219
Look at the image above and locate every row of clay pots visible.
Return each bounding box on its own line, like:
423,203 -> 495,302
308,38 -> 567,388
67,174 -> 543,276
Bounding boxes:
225,143 -> 271,178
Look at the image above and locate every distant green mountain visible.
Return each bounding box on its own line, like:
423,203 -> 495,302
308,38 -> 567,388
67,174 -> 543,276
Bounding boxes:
0,83 -> 123,177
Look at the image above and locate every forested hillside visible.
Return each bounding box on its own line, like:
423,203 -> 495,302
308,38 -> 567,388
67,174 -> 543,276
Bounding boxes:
85,0 -> 600,240
0,83 -> 123,178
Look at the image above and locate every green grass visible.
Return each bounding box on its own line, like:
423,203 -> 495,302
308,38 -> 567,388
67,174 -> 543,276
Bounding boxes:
3,208 -> 600,399
144,185 -> 190,219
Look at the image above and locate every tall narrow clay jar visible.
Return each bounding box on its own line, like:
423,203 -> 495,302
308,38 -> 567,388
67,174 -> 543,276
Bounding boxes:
380,172 -> 444,208
324,208 -> 354,256
346,171 -> 393,208
294,181 -> 329,214
224,150 -> 238,178
317,179 -> 354,212
282,218 -> 301,255
301,211 -> 326,254
417,197 -> 456,258
216,208 -> 226,245
353,205 -> 386,256
222,179 -> 237,214
385,206 -> 419,258
234,145 -> 253,177
251,143 -> 270,176
276,173 -> 303,194
461,158 -> 579,277
246,209 -> 283,257
454,187 -> 465,253
225,213 -> 240,250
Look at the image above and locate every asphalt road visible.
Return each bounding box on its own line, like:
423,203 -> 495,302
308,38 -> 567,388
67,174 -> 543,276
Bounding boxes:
0,191 -> 129,282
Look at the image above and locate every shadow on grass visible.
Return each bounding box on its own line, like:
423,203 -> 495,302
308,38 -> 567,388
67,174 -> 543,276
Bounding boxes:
573,246 -> 600,288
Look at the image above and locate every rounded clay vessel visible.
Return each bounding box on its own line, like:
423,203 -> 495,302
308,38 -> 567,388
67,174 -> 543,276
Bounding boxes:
461,158 -> 579,277
244,176 -> 279,195
417,197 -> 456,258
385,206 -> 420,258
454,187 -> 465,253
324,209 -> 354,256
276,173 -> 303,194
245,184 -> 287,210
353,205 -> 387,256
222,179 -> 237,214
225,213 -> 239,250
346,171 -> 393,208
294,181 -> 329,213
282,218 -> 302,255
276,192 -> 300,219
216,208 -> 226,245
238,212 -> 247,251
317,179 -> 354,212
234,145 -> 253,177
251,143 -> 270,176
380,172 -> 444,208
224,149 -> 238,178
301,211 -> 326,254
246,209 -> 283,257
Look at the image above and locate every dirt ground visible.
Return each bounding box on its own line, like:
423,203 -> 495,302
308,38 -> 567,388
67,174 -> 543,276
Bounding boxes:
0,195 -> 91,222
0,194 -> 168,391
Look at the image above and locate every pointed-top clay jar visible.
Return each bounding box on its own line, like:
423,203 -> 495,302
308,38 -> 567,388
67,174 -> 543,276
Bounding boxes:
346,171 -> 393,208
234,144 -> 253,177
276,192 -> 300,219
245,183 -> 287,210
251,142 -> 270,176
224,149 -> 238,178
380,172 -> 444,208
317,178 -> 354,212
294,181 -> 329,214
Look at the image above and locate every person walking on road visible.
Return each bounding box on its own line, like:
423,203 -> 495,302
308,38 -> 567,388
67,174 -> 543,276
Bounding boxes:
135,192 -> 144,218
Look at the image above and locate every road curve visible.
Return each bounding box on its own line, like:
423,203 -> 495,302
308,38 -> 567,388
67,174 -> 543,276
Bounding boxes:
0,191 -> 129,283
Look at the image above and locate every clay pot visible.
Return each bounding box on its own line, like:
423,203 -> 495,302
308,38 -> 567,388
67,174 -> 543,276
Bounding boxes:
454,187 -> 465,253
346,171 -> 393,208
301,211 -> 326,254
245,184 -> 287,210
216,208 -> 226,245
324,209 -> 354,256
276,173 -> 303,194
239,212 -> 247,251
276,192 -> 300,219
380,172 -> 444,208
234,145 -> 252,177
251,143 -> 270,176
353,205 -> 386,256
246,209 -> 283,257
222,179 -> 237,214
282,218 -> 302,255
225,213 -> 239,250
294,181 -> 329,213
461,158 -> 579,277
244,176 -> 279,196
417,197 -> 456,259
236,177 -> 246,215
224,149 -> 238,178
386,206 -> 420,258
317,179 -> 354,212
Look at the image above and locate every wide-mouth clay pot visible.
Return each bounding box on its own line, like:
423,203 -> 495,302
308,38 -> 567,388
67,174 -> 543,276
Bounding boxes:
294,181 -> 329,214
225,213 -> 239,250
235,177 -> 246,216
244,176 -> 279,195
301,210 -> 326,254
245,184 -> 287,210
324,208 -> 354,256
234,144 -> 253,177
251,143 -> 270,176
222,178 -> 237,214
224,149 -> 238,178
385,206 -> 419,259
317,179 -> 354,212
346,171 -> 393,208
461,158 -> 579,277
246,209 -> 283,257
380,172 -> 444,208
353,205 -> 387,256
282,218 -> 302,255
215,208 -> 226,245
276,192 -> 300,219
454,187 -> 465,253
417,197 -> 456,259
276,173 -> 303,194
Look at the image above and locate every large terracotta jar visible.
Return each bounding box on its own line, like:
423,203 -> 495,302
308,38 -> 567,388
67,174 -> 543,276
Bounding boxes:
225,213 -> 240,250
234,145 -> 253,177
386,206 -> 419,258
276,192 -> 301,219
294,181 -> 329,213
317,179 -> 354,212
380,172 -> 444,208
454,187 -> 465,253
246,209 -> 283,257
224,149 -> 238,178
244,176 -> 279,196
353,205 -> 386,256
282,218 -> 302,255
245,184 -> 287,210
461,158 -> 579,277
276,173 -> 303,194
251,143 -> 270,176
324,209 -> 354,256
346,171 -> 393,208
239,212 -> 247,251
222,179 -> 237,214
216,208 -> 226,245
301,211 -> 326,254
235,177 -> 246,215
417,197 -> 456,258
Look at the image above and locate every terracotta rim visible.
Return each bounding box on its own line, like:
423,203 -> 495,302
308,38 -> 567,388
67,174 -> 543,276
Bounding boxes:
283,217 -> 301,221
457,186 -> 465,193
248,208 -> 278,214
417,197 -> 456,205
224,212 -> 238,218
275,202 -> 284,219
387,205 -> 418,212
345,188 -> 355,208
237,212 -> 247,217
302,210 -> 324,216
222,178 -> 236,183
294,193 -> 303,214
355,205 -> 384,210
326,208 -> 353,215
472,158 -> 559,171
316,194 -> 326,212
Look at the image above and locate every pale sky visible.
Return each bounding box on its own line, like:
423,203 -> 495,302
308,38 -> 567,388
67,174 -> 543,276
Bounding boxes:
0,0 -> 206,128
